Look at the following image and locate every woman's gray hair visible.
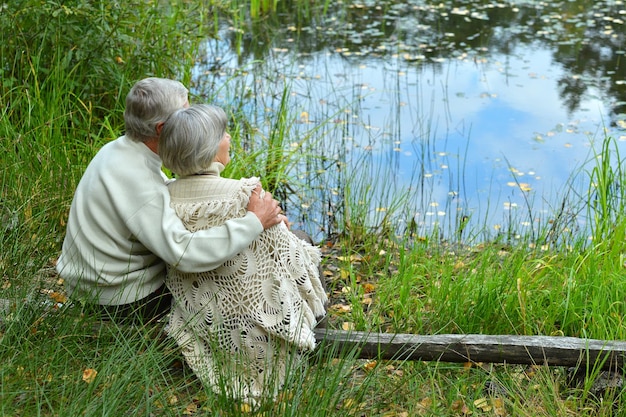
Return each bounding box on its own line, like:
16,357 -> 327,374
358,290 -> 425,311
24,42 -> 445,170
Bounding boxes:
160,104 -> 228,176
124,78 -> 189,143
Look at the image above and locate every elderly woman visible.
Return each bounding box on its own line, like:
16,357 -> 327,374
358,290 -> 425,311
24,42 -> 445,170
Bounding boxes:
159,104 -> 327,403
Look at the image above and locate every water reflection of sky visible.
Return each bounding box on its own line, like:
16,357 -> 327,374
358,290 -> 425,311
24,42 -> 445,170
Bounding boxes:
286,43 -> 624,239
196,35 -> 625,241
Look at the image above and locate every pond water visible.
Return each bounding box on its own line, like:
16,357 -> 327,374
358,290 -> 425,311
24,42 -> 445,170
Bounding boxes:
192,0 -> 626,243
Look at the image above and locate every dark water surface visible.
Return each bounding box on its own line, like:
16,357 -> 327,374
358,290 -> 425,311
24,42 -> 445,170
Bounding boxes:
193,0 -> 626,242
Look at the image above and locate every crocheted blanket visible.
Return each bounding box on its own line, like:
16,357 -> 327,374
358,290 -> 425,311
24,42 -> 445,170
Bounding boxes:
165,165 -> 327,401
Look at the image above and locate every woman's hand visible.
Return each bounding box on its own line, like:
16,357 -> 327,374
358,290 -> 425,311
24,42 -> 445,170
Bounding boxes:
247,185 -> 288,229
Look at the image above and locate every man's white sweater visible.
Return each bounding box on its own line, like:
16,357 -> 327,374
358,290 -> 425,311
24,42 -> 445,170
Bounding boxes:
56,136 -> 263,305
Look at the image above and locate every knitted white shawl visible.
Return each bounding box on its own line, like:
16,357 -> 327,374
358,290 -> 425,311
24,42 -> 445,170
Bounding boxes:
165,162 -> 327,401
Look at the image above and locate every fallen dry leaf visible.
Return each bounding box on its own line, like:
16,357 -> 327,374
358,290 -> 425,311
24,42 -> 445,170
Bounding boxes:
183,402 -> 198,415
474,397 -> 491,412
330,303 -> 352,313
49,291 -> 67,304
362,360 -> 377,371
82,368 -> 97,384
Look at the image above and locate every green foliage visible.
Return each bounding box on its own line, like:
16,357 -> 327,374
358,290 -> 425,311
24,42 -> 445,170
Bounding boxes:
588,136 -> 626,253
250,0 -> 279,18
0,0 -> 214,299
1,0 -> 210,124
2,1 -> 626,416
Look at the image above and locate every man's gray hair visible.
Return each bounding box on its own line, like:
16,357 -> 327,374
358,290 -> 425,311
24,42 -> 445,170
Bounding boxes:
160,104 -> 228,176
124,78 -> 189,143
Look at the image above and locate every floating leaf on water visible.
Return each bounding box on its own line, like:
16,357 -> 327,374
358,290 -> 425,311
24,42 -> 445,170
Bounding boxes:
519,183 -> 532,192
471,12 -> 489,20
450,7 -> 469,16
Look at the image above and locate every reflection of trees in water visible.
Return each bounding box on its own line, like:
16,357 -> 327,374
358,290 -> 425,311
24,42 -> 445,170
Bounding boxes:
213,0 -> 624,121
553,27 -> 625,121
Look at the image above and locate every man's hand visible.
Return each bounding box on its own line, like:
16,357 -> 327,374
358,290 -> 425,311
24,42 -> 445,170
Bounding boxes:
247,185 -> 288,229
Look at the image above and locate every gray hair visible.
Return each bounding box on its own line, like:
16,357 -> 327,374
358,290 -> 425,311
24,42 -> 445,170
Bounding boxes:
159,104 -> 228,176
124,78 -> 189,143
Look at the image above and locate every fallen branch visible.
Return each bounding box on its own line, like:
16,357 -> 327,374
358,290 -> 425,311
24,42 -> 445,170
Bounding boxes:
314,329 -> 626,370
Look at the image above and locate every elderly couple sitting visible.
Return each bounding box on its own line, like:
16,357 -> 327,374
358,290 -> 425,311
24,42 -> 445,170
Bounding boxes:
56,78 -> 328,403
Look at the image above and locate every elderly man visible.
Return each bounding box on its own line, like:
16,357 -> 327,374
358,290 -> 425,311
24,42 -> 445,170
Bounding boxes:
57,78 -> 285,323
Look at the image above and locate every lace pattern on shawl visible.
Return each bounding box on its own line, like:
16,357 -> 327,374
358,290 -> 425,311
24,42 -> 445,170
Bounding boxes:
165,175 -> 327,401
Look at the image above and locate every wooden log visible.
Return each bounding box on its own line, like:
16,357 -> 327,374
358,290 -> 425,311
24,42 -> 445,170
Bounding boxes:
314,329 -> 626,370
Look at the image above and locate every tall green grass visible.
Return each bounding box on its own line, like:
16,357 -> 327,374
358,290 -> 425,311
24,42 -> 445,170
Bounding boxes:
3,0 -> 626,416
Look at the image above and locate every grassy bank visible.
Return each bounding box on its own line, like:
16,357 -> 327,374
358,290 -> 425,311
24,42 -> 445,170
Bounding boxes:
3,1 -> 626,416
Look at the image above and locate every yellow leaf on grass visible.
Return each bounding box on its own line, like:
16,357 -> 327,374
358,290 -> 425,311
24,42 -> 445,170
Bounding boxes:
331,303 -> 352,313
183,402 -> 198,415
49,292 -> 67,304
474,397 -> 491,411
451,399 -> 470,414
82,368 -> 97,384
342,322 -> 355,331
419,397 -> 432,409
492,398 -> 506,416
337,254 -> 362,263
